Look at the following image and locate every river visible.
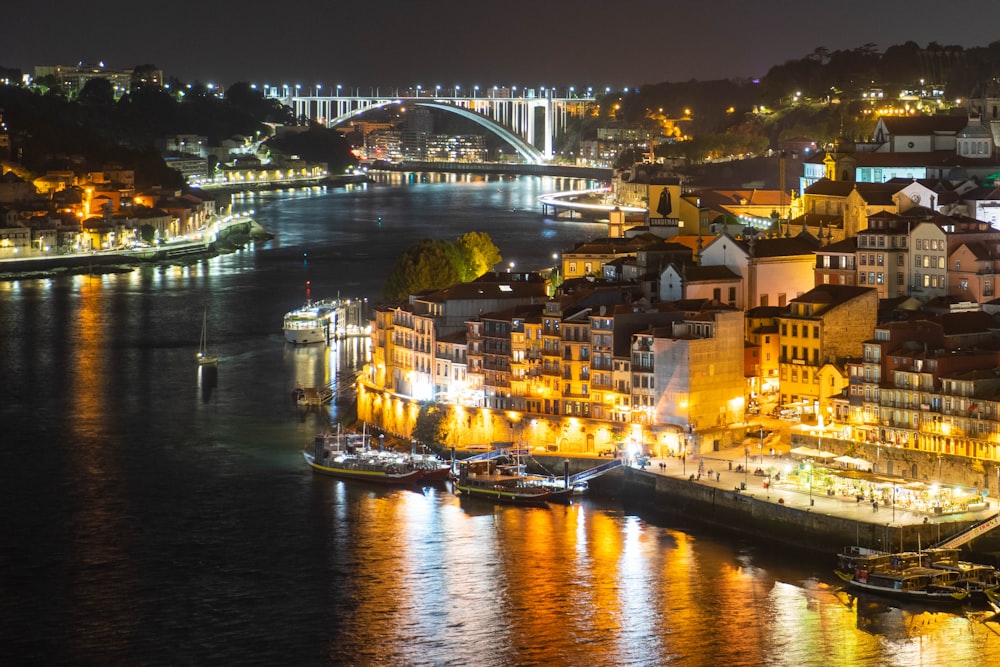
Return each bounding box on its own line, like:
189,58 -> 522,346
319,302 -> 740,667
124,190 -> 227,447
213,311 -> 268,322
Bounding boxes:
1,173 -> 998,666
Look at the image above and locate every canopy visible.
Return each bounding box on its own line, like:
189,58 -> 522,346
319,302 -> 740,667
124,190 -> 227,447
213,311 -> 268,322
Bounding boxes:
790,446 -> 837,459
833,455 -> 873,471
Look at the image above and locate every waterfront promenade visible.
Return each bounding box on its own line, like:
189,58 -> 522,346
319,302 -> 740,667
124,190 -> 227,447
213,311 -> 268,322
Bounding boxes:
619,442 -> 995,534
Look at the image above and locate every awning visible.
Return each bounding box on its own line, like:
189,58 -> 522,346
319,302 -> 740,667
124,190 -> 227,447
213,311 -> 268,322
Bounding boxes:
833,455 -> 873,471
790,446 -> 837,459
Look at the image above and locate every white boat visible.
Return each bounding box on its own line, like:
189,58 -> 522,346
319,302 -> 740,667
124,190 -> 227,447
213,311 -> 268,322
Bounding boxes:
283,300 -> 336,345
197,309 -> 218,366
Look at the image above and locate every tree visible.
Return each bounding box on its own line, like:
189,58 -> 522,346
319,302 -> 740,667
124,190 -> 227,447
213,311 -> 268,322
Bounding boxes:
78,77 -> 115,107
412,403 -> 449,447
383,238 -> 462,301
455,231 -> 501,281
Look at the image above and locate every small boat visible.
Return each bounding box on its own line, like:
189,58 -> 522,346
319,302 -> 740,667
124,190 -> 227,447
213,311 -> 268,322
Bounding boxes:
197,309 -> 218,367
303,430 -> 425,485
293,385 -> 333,406
452,458 -> 558,505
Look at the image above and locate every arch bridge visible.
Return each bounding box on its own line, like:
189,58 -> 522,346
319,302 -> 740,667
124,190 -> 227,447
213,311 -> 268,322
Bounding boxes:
264,85 -> 599,164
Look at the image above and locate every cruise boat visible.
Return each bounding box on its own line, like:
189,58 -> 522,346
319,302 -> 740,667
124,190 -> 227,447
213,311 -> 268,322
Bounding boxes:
835,566 -> 970,604
303,431 -> 425,485
283,300 -> 337,345
452,458 -> 558,505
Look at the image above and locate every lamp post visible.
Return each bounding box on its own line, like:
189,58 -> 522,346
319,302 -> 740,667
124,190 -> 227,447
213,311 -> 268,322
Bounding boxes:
806,462 -> 814,506
744,446 -> 749,488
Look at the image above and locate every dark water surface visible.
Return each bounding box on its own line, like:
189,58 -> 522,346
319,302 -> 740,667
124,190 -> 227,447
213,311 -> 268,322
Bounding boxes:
2,174 -> 998,666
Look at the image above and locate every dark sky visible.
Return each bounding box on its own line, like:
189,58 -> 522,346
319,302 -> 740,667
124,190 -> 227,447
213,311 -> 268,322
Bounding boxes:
7,0 -> 1000,89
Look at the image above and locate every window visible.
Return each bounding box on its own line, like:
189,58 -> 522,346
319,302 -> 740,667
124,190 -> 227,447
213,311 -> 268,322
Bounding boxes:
569,262 -> 577,274
813,326 -> 819,338
897,254 -> 904,266
955,260 -> 961,270
584,262 -> 593,273
876,273 -> 884,285
792,324 -> 798,337
728,287 -> 736,302
960,279 -> 969,291
877,254 -> 884,266
764,335 -> 770,344
860,254 -> 867,266
859,272 -> 866,284
713,287 -> 721,301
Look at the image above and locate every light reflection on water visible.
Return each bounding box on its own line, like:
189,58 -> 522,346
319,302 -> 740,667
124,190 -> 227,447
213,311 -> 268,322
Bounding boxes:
1,176 -> 999,665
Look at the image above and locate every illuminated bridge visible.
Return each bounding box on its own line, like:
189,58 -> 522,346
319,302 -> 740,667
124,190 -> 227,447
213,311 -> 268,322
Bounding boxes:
263,85 -> 603,164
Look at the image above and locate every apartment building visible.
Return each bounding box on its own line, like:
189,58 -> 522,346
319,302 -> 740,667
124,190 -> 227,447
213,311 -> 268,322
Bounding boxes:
777,285 -> 878,416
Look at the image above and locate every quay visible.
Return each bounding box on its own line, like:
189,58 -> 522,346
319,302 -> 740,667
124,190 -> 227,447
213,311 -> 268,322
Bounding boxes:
534,445 -> 1000,561
0,213 -> 266,278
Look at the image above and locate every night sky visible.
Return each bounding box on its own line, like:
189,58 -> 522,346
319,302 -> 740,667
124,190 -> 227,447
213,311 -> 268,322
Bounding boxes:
7,0 -> 1000,89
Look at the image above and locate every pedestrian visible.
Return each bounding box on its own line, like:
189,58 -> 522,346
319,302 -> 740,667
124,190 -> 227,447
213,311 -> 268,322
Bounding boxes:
728,461 -> 732,471
872,500 -> 878,513
716,472 -> 721,482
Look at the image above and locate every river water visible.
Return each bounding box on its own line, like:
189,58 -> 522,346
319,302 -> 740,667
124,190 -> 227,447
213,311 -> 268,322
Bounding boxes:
2,173 -> 998,666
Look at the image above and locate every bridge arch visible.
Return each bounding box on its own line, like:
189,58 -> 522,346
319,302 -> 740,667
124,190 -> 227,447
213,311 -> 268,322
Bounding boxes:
323,100 -> 545,165
413,102 -> 545,164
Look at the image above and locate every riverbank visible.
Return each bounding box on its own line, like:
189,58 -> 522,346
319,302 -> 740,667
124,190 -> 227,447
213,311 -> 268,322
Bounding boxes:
0,217 -> 271,281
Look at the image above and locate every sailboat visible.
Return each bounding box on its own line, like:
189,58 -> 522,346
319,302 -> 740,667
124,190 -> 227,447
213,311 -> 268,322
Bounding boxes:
197,309 -> 219,367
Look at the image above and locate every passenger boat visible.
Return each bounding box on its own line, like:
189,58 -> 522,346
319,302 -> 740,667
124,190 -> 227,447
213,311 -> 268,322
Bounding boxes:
303,431 -> 424,484
838,545 -> 999,599
452,458 -> 557,505
408,452 -> 453,482
835,566 -> 970,603
283,300 -> 337,345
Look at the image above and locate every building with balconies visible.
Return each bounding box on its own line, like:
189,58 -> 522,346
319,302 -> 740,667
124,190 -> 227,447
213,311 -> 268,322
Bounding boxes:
778,285 -> 878,416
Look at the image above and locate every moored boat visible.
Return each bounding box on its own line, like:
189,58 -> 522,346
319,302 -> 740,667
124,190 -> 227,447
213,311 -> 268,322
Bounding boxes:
453,458 -> 557,505
408,452 -> 452,482
284,300 -> 337,345
303,432 -> 425,484
834,566 -> 970,604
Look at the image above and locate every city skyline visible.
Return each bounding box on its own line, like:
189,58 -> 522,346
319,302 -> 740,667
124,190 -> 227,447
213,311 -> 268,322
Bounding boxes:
7,0 -> 1000,90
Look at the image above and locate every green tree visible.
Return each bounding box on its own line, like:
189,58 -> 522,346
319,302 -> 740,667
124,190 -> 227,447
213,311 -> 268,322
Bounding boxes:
412,403 -> 449,447
383,238 -> 462,301
455,231 -> 501,280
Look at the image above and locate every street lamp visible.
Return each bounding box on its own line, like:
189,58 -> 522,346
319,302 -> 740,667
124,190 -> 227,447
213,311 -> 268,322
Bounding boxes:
892,484 -> 896,523
806,462 -> 814,506
744,446 -> 749,488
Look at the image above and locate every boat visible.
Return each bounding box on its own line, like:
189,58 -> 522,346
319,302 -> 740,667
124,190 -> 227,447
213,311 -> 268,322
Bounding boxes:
407,451 -> 453,482
452,457 -> 558,505
197,309 -> 218,366
837,545 -> 1000,600
293,385 -> 333,406
834,566 -> 970,604
302,430 -> 425,484
284,300 -> 336,345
